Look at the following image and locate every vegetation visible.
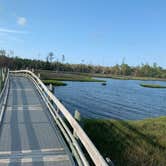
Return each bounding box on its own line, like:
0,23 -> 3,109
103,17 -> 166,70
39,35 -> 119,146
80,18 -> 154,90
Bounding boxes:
140,83 -> 166,88
103,75 -> 166,81
83,117 -> 166,166
42,80 -> 67,86
38,70 -> 106,82
0,52 -> 166,80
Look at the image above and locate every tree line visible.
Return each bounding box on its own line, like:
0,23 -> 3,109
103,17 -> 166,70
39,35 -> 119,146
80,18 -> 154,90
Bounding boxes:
0,53 -> 166,78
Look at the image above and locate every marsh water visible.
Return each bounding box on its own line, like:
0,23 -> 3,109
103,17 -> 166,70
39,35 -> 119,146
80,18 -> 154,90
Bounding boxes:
54,78 -> 166,120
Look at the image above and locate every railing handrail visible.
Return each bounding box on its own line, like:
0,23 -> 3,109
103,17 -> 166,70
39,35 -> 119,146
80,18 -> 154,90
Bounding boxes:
0,68 -> 9,103
0,69 -> 9,124
10,70 -> 109,166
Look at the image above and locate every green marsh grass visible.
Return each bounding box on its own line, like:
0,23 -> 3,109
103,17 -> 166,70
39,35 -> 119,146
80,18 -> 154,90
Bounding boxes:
140,83 -> 166,88
42,80 -> 67,86
83,117 -> 166,166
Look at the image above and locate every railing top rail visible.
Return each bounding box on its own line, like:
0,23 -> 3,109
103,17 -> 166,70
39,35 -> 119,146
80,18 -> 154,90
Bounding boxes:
0,68 -> 9,124
0,69 -> 9,101
10,70 -> 109,166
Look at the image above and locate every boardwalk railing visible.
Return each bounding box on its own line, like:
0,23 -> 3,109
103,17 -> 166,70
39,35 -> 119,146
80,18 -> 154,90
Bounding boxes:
10,70 -> 110,166
0,68 -> 9,125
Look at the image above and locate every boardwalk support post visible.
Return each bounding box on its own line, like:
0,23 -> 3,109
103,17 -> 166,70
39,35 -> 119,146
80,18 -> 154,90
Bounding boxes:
74,110 -> 81,122
37,73 -> 40,78
49,83 -> 53,92
106,157 -> 114,166
73,110 -> 81,139
48,83 -> 54,104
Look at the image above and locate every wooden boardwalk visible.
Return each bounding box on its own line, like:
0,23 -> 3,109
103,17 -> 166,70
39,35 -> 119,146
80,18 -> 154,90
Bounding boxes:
0,70 -> 110,166
0,76 -> 75,166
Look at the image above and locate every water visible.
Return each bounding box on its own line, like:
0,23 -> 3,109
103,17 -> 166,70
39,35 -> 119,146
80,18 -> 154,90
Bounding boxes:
54,78 -> 166,120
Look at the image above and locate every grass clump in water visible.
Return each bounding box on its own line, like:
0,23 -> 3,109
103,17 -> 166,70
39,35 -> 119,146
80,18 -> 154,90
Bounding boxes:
83,117 -> 166,166
42,80 -> 67,86
140,83 -> 166,88
38,70 -> 106,82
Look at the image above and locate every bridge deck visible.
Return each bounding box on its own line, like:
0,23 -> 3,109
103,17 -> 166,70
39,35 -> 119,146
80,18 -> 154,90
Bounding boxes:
0,76 -> 74,166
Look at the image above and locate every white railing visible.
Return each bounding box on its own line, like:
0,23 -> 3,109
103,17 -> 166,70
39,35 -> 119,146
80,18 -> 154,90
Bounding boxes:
0,68 -> 9,125
10,70 -> 111,166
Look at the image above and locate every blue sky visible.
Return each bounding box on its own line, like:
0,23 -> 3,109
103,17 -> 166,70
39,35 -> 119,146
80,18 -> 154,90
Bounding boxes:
0,0 -> 166,67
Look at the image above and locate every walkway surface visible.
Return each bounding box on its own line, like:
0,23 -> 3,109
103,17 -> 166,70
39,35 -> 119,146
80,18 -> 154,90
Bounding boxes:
0,75 -> 74,166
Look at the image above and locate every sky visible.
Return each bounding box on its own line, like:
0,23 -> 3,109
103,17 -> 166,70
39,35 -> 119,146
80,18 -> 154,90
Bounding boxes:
0,0 -> 166,67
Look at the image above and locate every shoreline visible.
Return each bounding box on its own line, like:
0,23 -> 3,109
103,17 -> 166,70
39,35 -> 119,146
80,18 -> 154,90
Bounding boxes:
91,74 -> 166,81
36,70 -> 166,82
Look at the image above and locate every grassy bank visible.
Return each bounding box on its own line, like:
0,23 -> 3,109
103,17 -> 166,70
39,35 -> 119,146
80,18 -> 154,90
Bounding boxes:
83,117 -> 166,166
37,70 -> 106,82
109,75 -> 166,81
42,80 -> 67,86
36,70 -> 166,81
90,74 -> 166,81
140,83 -> 166,88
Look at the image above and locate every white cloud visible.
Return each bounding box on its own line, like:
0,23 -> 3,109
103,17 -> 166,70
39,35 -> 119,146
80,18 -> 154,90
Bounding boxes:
0,28 -> 27,34
17,17 -> 27,26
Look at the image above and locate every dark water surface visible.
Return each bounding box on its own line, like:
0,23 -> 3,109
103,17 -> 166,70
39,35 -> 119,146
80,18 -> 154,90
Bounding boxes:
54,78 -> 166,120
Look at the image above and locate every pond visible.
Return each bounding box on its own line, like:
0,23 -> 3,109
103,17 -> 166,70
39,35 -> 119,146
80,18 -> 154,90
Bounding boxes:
54,78 -> 166,120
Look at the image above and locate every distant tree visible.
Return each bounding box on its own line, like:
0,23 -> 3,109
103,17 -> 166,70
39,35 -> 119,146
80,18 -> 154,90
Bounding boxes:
121,63 -> 131,76
111,64 -> 120,75
46,55 -> 49,62
62,54 -> 65,63
48,52 -> 54,63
